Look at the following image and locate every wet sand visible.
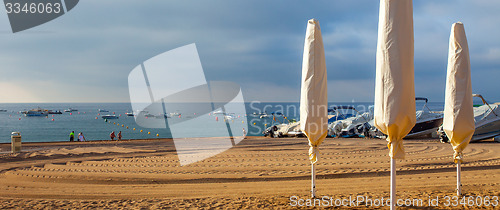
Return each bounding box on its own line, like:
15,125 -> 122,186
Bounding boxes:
0,137 -> 499,209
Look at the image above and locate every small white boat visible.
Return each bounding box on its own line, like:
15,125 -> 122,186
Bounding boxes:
126,112 -> 134,116
64,108 -> 78,112
98,109 -> 109,112
101,115 -> 119,119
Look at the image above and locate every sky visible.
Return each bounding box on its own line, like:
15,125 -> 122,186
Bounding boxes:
0,0 -> 499,103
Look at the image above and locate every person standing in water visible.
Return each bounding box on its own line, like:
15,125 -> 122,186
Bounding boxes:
78,132 -> 86,142
117,131 -> 122,140
110,131 -> 116,140
69,131 -> 75,142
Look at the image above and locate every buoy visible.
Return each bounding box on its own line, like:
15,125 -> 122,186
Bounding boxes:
19,118 -> 21,120
113,112 -> 115,114
84,112 -> 86,114
46,116 -> 48,118
126,126 -> 128,129
178,115 -> 181,118
133,128 -> 136,131
119,114 -> 121,117
70,113 -> 72,115
148,132 -> 151,134
78,112 -> 80,114
122,125 -> 124,127
216,116 -> 219,121
98,113 -> 100,116
156,133 -> 159,137
113,122 -> 116,124
52,115 -> 54,117
253,122 -> 256,125
265,124 -> 267,127
242,121 -> 244,124
140,130 -> 143,132
51,119 -> 54,121
95,117 -> 98,119
145,116 -> 148,119
194,113 -> 196,115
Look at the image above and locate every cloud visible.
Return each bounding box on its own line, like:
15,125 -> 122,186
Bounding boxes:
0,0 -> 499,103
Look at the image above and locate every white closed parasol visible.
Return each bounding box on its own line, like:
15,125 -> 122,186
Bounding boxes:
443,22 -> 475,196
300,18 -> 328,198
374,0 -> 416,209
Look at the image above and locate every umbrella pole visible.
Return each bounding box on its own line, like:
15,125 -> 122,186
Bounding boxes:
457,161 -> 461,196
311,163 -> 316,198
390,158 -> 396,210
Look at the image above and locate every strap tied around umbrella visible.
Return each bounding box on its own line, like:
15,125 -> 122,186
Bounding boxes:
453,151 -> 463,163
309,144 -> 319,164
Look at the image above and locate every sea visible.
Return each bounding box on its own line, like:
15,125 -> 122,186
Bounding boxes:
0,102 -> 445,143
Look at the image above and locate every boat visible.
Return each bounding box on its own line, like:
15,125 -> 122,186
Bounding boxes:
22,108 -> 48,117
328,106 -> 373,138
366,97 -> 444,139
98,109 -> 109,112
0,109 -> 7,112
404,97 -> 444,138
48,110 -> 62,114
101,115 -> 119,119
212,110 -> 224,115
263,121 -> 303,138
125,112 -> 134,116
252,112 -> 270,118
64,108 -> 78,112
439,94 -> 500,142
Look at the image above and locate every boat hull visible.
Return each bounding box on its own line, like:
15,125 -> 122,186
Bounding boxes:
406,118 -> 443,138
471,119 -> 500,142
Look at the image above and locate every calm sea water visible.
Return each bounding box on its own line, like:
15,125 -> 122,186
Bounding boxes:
0,102 -> 444,143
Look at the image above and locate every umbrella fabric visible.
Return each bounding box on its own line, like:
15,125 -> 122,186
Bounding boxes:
300,19 -> 328,164
443,22 -> 475,163
374,0 -> 416,160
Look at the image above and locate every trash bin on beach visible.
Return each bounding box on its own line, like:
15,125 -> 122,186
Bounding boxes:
11,132 -> 21,153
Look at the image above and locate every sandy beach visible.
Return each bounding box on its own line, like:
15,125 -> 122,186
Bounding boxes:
0,137 -> 498,209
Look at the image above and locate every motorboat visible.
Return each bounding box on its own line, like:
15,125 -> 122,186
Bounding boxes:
98,109 -> 109,112
126,112 -> 134,116
405,97 -> 444,138
439,94 -> 500,142
48,110 -> 62,114
252,112 -> 270,118
101,115 -> 119,119
0,109 -> 7,112
23,108 -> 48,117
328,106 -> 373,138
64,108 -> 78,112
263,121 -> 303,138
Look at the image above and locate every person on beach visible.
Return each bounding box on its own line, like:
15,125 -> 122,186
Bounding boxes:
78,132 -> 86,142
110,131 -> 115,140
117,131 -> 122,140
69,131 -> 75,142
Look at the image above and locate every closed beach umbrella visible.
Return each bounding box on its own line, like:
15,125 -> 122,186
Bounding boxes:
300,19 -> 328,198
443,22 -> 474,196
374,0 -> 416,209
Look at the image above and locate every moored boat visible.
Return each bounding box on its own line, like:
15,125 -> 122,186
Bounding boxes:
23,108 -> 49,117
101,115 -> 119,119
